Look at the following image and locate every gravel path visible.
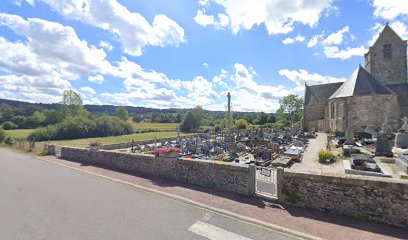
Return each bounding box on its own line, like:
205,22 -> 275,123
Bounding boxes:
287,133 -> 344,175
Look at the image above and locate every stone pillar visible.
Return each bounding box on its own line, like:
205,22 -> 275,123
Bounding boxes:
276,167 -> 284,201
247,164 -> 256,195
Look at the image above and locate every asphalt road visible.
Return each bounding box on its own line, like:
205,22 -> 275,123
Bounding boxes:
0,148 -> 298,240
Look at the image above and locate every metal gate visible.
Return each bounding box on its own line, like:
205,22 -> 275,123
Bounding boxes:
255,166 -> 278,199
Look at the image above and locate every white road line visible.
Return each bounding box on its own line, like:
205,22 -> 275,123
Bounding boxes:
188,220 -> 252,240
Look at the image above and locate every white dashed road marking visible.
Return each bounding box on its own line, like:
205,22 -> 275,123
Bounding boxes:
188,220 -> 252,240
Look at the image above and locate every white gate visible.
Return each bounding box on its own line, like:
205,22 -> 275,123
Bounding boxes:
255,166 -> 278,199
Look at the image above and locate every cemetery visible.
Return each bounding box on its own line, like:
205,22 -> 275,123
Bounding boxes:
44,91 -> 408,228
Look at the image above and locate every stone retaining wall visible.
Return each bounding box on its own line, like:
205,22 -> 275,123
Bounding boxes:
60,146 -> 251,195
282,171 -> 408,228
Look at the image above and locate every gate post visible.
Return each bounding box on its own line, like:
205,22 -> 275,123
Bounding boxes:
248,164 -> 256,195
276,167 -> 284,200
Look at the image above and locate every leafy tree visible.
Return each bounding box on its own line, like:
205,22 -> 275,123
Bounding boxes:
11,116 -> 26,128
256,112 -> 268,125
2,121 -> 18,130
175,113 -> 182,123
235,119 -> 249,130
115,106 -> 129,121
59,90 -> 87,118
243,114 -> 254,124
132,114 -> 143,123
25,111 -> 46,128
276,94 -> 303,126
181,112 -> 198,132
267,114 -> 276,123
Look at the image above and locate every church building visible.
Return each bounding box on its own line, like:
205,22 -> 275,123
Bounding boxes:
303,25 -> 408,133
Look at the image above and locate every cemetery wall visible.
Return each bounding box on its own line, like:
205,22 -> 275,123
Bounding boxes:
282,171 -> 408,228
59,146 -> 250,195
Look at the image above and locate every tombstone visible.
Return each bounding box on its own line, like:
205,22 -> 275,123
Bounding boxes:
381,118 -> 393,135
344,127 -> 355,145
395,131 -> 408,149
237,143 -> 246,152
375,133 -> 392,156
401,116 -> 408,132
364,124 -> 376,134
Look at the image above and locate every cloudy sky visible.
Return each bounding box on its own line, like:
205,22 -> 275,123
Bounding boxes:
0,0 -> 407,112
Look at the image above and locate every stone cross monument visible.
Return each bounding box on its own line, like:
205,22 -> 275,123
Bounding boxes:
227,92 -> 232,142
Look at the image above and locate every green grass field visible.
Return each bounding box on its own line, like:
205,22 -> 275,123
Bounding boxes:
45,131 -> 188,148
5,129 -> 34,140
131,122 -> 179,131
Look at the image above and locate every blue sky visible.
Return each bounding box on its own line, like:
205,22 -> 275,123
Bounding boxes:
0,0 -> 407,112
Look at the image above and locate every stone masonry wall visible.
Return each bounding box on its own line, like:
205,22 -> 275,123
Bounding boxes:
346,95 -> 399,132
304,104 -> 326,131
282,172 -> 408,228
60,147 -> 250,195
365,27 -> 407,86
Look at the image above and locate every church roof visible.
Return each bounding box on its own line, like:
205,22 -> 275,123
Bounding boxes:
304,82 -> 343,105
329,66 -> 394,99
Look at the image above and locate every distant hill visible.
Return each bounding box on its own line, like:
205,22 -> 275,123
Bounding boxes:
0,98 -> 258,116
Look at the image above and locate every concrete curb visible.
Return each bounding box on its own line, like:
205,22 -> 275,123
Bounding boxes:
36,156 -> 322,240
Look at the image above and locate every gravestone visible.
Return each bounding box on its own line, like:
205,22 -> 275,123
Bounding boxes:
344,127 -> 355,145
395,132 -> 408,149
375,133 -> 392,156
396,153 -> 408,174
381,118 -> 393,134
401,116 -> 408,132
364,125 -> 375,134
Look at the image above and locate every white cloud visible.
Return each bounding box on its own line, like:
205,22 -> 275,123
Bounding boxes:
182,76 -> 219,104
282,35 -> 305,45
279,69 -> 346,89
203,62 -> 209,68
88,74 -> 105,84
323,45 -> 367,60
0,13 -> 112,79
227,63 -> 294,112
194,10 -> 230,29
0,13 -> 114,103
388,21 -> 408,39
32,0 -> 185,56
307,33 -> 324,47
322,26 -> 349,45
196,0 -> 333,35
99,41 -> 113,51
372,0 -> 408,20
79,86 -> 96,95
194,10 -> 215,27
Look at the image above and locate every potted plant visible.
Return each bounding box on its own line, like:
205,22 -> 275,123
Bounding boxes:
155,147 -> 182,158
89,141 -> 102,151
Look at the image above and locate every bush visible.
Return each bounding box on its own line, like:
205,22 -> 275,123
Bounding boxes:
214,125 -> 222,132
2,121 -> 18,130
235,119 -> 248,130
318,150 -> 335,163
4,135 -> 14,145
28,125 -> 59,141
28,116 -> 134,141
94,116 -> 134,136
0,129 -> 7,143
197,126 -> 213,133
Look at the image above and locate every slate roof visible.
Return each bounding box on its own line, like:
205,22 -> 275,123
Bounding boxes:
304,82 -> 343,105
329,66 -> 394,99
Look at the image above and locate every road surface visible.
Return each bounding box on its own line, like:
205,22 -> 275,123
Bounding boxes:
0,148 -> 299,240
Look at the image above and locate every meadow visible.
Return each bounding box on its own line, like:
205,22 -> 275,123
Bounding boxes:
45,131 -> 188,148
